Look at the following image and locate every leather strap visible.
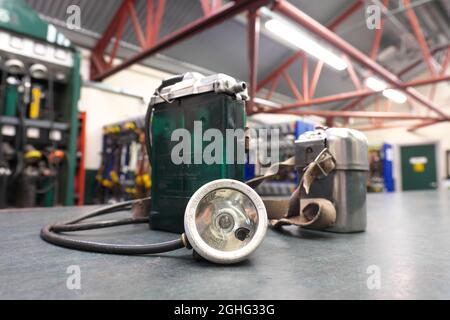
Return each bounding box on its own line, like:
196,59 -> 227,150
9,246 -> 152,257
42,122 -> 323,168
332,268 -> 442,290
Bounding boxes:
247,149 -> 337,230
246,156 -> 295,189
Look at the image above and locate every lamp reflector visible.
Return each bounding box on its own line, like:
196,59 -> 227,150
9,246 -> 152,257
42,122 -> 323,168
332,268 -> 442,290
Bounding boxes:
184,179 -> 267,264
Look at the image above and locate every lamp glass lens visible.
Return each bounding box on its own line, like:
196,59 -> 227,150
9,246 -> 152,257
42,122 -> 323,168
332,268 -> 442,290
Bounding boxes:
195,188 -> 258,252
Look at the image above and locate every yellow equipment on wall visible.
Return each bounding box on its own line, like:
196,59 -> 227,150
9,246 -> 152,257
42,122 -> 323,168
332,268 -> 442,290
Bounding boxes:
29,85 -> 42,119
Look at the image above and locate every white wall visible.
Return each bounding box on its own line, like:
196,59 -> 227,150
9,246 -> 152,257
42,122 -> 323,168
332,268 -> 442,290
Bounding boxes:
354,67 -> 450,181
78,49 -> 169,169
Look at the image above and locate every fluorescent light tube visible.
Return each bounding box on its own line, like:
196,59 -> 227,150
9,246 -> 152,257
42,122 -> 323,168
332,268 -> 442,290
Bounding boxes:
364,76 -> 387,92
265,19 -> 347,71
382,89 -> 407,104
365,77 -> 406,103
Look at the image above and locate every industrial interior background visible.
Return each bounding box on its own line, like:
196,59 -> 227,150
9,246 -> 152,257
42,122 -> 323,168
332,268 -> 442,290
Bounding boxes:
0,0 -> 450,300
23,0 -> 450,203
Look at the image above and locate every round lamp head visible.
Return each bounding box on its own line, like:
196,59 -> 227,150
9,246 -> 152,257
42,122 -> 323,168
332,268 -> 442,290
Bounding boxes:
29,64 -> 48,79
184,179 -> 267,264
5,59 -> 25,75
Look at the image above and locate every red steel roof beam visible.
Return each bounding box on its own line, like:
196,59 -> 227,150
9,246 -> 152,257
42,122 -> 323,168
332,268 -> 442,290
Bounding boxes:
91,0 -> 272,81
212,0 -> 222,12
277,109 -> 443,120
257,0 -> 362,93
407,119 -> 446,132
400,74 -> 450,88
397,44 -> 449,77
108,11 -> 128,66
265,75 -> 281,100
127,0 -> 147,49
302,55 -> 309,101
145,0 -> 154,45
90,0 -> 130,78
283,71 -> 304,101
428,47 -> 450,100
152,0 -> 166,43
341,0 -> 387,112
327,0 -> 363,31
200,0 -> 211,15
403,0 -> 436,75
258,74 -> 450,111
247,8 -> 261,114
344,55 -> 362,90
354,123 -> 412,131
309,60 -> 324,98
257,52 -> 303,91
271,0 -> 449,119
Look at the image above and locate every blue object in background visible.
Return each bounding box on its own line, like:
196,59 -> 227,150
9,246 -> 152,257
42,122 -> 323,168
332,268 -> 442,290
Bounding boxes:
382,143 -> 395,192
292,120 -> 315,184
244,158 -> 255,181
295,120 -> 315,139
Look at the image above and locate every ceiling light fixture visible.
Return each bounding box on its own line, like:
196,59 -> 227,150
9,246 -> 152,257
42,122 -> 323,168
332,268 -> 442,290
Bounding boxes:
265,19 -> 348,71
364,76 -> 387,92
364,77 -> 407,104
382,89 -> 407,104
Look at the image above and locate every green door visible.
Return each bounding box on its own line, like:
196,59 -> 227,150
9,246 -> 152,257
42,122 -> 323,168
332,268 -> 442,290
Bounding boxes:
400,144 -> 437,191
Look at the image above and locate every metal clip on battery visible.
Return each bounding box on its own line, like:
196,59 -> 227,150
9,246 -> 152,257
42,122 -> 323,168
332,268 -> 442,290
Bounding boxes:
154,74 -> 184,104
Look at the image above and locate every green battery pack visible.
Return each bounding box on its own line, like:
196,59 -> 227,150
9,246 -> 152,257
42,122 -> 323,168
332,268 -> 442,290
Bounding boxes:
148,73 -> 248,233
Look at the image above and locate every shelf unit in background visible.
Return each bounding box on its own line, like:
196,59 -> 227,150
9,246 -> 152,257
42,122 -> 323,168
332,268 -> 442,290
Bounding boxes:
93,117 -> 149,204
0,0 -> 81,207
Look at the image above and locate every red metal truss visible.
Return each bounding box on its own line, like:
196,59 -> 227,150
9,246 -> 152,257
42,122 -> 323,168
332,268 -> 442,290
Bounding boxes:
342,45 -> 450,113
256,73 -> 450,111
407,119 -> 444,132
270,0 -> 449,119
91,0 -> 167,78
403,0 -> 436,75
309,60 -> 324,98
90,0 -> 273,80
256,0 -> 363,102
341,0 -> 388,117
200,0 -> 222,15
341,0 -> 388,115
247,8 -> 261,113
352,122 -> 413,131
89,0 -> 450,130
256,51 -> 303,91
279,109 -> 443,121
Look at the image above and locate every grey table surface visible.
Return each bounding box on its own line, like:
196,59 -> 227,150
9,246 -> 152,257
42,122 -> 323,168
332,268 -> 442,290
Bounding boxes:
0,190 -> 449,300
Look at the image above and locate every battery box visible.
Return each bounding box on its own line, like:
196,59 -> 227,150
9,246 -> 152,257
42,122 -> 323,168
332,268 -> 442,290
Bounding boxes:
149,73 -> 248,233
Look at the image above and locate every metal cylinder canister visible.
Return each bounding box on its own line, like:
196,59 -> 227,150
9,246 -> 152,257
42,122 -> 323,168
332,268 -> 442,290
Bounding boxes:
295,128 -> 369,233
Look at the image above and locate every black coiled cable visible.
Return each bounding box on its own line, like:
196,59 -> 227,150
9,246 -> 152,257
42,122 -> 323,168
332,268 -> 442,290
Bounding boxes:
40,197 -> 186,255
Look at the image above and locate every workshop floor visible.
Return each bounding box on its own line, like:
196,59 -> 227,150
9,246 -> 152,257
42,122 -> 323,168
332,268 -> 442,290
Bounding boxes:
1,190 -> 449,300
